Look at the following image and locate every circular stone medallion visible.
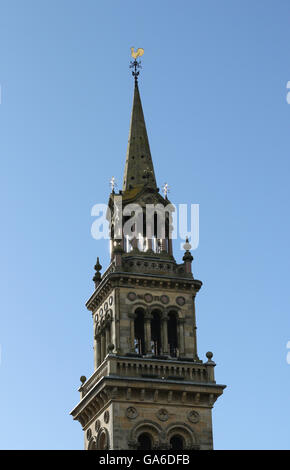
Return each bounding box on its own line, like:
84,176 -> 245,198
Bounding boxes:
160,295 -> 169,305
144,293 -> 153,303
109,296 -> 113,306
104,302 -> 108,311
187,410 -> 200,424
176,296 -> 186,306
126,406 -> 138,420
156,408 -> 169,422
127,292 -> 137,301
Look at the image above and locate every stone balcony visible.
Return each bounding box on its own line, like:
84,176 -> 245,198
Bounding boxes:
80,354 -> 216,399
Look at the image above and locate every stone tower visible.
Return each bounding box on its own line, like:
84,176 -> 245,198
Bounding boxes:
70,67 -> 226,451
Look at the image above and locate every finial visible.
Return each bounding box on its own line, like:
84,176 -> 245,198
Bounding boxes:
130,47 -> 144,84
183,237 -> 193,263
206,351 -> 215,365
80,375 -> 86,385
93,257 -> 102,286
110,176 -> 117,194
162,183 -> 170,199
206,351 -> 213,361
183,237 -> 192,251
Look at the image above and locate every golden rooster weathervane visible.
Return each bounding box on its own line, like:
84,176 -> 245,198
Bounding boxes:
131,47 -> 144,59
130,47 -> 144,84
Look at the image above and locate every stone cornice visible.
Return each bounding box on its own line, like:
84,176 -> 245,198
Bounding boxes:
70,375 -> 226,429
86,271 -> 202,313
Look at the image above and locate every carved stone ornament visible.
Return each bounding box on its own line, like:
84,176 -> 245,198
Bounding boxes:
104,302 -> 108,311
160,295 -> 169,305
144,293 -> 153,303
95,419 -> 100,432
187,410 -> 200,424
128,292 -> 137,301
104,410 -> 110,424
126,406 -> 138,420
176,296 -> 186,306
109,296 -> 113,306
86,428 -> 92,440
156,408 -> 169,422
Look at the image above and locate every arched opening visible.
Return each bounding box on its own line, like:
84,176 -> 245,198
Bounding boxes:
134,308 -> 145,355
138,433 -> 152,450
168,311 -> 178,357
170,434 -> 184,450
151,310 -> 162,355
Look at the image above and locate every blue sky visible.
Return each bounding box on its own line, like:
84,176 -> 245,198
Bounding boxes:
0,0 -> 290,449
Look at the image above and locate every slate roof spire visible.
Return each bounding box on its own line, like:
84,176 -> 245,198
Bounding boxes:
122,78 -> 157,192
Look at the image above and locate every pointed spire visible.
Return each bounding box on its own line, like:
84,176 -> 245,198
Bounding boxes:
123,81 -> 157,192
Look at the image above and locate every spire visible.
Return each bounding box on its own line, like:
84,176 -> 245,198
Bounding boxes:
122,80 -> 157,192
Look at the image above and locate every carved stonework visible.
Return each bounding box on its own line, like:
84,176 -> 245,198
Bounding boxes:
187,410 -> 200,424
160,295 -> 169,304
144,293 -> 153,303
156,408 -> 169,422
128,439 -> 139,450
86,428 -> 92,440
176,296 -> 185,306
104,410 -> 110,424
128,292 -> 137,301
95,420 -> 100,432
126,406 -> 138,420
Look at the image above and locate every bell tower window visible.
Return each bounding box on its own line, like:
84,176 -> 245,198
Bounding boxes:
134,308 -> 145,355
168,311 -> 178,357
151,310 -> 162,355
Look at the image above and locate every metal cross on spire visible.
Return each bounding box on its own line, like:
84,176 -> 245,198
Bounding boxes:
130,47 -> 144,84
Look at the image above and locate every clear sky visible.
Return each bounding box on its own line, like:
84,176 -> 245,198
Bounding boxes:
0,0 -> 290,450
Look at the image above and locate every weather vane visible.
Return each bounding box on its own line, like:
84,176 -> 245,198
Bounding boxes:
130,47 -> 144,83
162,183 -> 170,199
110,176 -> 118,193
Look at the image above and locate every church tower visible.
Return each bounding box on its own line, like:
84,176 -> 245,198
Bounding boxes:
70,55 -> 226,451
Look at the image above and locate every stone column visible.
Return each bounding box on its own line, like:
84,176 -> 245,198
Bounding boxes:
178,318 -> 186,356
105,323 -> 111,354
101,332 -> 106,362
94,339 -> 97,370
144,313 -> 153,355
96,337 -> 101,367
161,313 -> 169,354
128,313 -> 136,352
